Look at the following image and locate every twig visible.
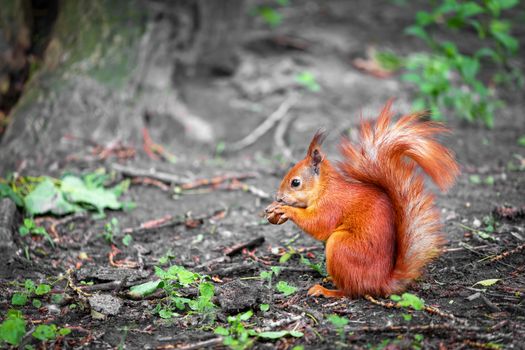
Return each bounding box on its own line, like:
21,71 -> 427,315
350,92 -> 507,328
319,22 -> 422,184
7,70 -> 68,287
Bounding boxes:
260,314 -> 302,330
181,173 -> 257,190
108,245 -> 138,268
488,243 -> 525,262
123,215 -> 173,234
156,337 -> 224,349
131,177 -> 171,191
207,263 -> 257,277
223,236 -> 265,256
122,208 -> 224,235
347,323 -> 481,334
111,163 -> 191,184
443,244 -> 490,253
274,112 -> 295,160
65,269 -> 91,297
217,180 -> 271,199
364,295 -> 465,324
227,94 -> 298,152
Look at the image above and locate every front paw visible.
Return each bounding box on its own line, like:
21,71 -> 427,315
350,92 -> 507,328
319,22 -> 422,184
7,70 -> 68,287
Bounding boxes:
265,202 -> 289,225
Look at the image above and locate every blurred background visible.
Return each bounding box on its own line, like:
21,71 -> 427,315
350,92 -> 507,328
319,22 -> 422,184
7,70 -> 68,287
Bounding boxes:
1,0 -> 523,173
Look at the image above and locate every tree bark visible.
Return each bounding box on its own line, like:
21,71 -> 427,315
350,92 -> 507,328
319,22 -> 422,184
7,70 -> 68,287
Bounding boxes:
0,0 -> 246,174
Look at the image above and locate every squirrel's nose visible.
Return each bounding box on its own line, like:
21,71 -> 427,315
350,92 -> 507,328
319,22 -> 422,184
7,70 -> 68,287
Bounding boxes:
274,194 -> 284,202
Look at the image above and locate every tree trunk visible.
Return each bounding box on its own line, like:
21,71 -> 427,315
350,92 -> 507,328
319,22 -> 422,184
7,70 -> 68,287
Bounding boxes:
0,0 -> 245,174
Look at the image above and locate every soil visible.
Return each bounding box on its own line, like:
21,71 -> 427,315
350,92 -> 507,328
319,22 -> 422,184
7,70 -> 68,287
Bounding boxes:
1,1 -> 524,349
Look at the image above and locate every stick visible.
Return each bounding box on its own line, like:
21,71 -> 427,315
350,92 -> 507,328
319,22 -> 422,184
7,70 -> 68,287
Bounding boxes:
111,163 -> 191,184
223,236 -> 266,256
227,94 -> 298,152
364,295 -> 465,324
156,337 -> 224,349
274,112 -> 294,160
348,323 -> 481,334
488,243 -> 525,262
181,173 -> 257,190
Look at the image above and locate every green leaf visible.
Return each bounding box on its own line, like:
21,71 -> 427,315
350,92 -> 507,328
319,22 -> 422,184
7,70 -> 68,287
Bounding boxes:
260,271 -> 272,280
258,7 -> 282,27
11,293 -> 28,306
415,11 -> 434,26
499,0 -> 519,9
32,299 -> 42,308
35,284 -> 51,296
258,330 -> 304,339
0,310 -> 26,346
158,309 -> 173,319
214,326 -> 230,336
24,279 -> 36,292
295,72 -> 321,92
469,175 -> 482,184
238,310 -> 253,321
32,324 -> 58,341
122,234 -> 132,247
279,252 -> 293,264
405,25 -> 429,41
58,328 -> 71,336
461,2 -> 484,17
0,183 -> 24,206
24,178 -> 79,215
397,293 -> 425,310
518,136 -> 525,147
199,282 -> 215,300
51,293 -> 64,304
61,176 -> 122,213
402,313 -> 413,321
474,278 -> 500,287
275,281 -> 297,296
260,304 -> 270,312
129,279 -> 163,298
327,314 -> 349,327
390,295 -> 401,301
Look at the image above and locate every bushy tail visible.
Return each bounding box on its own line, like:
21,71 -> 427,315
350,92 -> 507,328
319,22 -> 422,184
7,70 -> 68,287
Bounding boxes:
338,101 -> 459,292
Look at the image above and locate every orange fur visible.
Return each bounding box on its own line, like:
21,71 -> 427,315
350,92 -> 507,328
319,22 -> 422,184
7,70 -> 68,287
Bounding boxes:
266,101 -> 460,298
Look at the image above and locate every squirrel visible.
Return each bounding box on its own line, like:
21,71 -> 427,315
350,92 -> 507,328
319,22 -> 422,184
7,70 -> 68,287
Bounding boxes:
265,101 -> 459,298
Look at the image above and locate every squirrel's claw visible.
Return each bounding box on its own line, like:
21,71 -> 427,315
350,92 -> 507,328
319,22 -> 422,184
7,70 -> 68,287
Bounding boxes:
308,284 -> 346,298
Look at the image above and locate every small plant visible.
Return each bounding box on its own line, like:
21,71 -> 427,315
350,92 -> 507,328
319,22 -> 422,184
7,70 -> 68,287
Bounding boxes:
215,310 -> 255,350
327,314 -> 349,344
390,292 -> 425,310
11,279 -> 52,307
295,71 -> 321,92
214,310 -> 303,350
0,309 -> 26,346
0,172 -> 133,217
131,264 -> 216,321
384,0 -> 522,127
412,334 -> 424,350
253,0 -> 289,28
275,280 -> 297,296
102,218 -> 120,244
19,218 -> 55,247
279,247 -> 326,276
32,324 -> 71,342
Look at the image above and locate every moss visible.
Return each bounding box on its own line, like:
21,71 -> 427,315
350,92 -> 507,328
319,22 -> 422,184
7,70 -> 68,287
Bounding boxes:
49,0 -> 146,88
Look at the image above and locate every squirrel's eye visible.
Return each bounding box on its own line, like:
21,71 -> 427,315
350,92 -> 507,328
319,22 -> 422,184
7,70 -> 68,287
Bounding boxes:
291,178 -> 301,188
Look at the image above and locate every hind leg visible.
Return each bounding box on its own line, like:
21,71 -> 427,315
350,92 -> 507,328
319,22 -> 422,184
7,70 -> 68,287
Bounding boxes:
307,284 -> 346,298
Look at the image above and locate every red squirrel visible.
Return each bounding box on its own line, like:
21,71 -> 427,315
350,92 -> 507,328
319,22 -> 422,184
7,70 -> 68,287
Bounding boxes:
265,101 -> 459,298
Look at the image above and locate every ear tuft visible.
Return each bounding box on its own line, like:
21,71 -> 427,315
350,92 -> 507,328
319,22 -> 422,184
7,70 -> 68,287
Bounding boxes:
307,130 -> 326,174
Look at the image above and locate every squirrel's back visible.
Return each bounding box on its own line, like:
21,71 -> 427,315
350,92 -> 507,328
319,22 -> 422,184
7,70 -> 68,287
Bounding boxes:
338,101 -> 459,293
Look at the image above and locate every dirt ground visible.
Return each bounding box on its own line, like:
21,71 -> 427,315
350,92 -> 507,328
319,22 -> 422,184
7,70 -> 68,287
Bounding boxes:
1,1 -> 524,349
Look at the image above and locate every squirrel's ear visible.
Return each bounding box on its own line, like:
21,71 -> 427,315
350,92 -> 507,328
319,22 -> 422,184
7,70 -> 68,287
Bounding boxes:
307,130 -> 326,174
